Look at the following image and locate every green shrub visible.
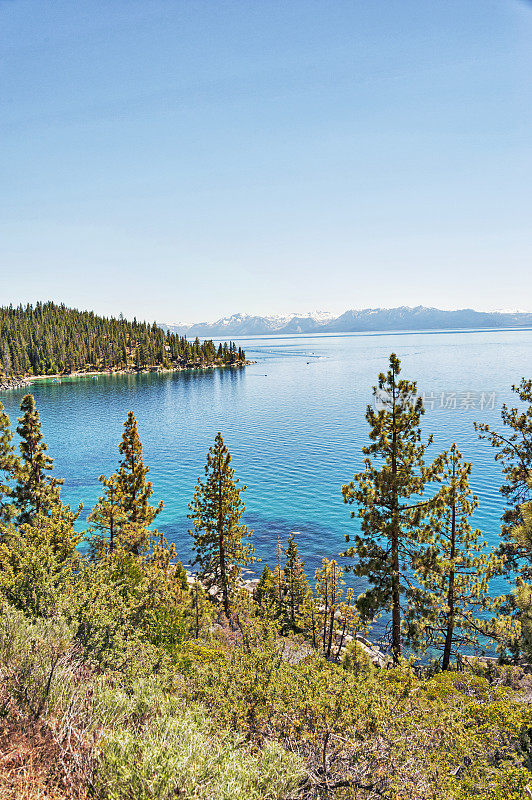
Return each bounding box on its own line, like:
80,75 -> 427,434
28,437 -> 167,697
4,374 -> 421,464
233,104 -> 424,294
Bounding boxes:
0,605 -> 76,718
341,639 -> 374,674
145,604 -> 187,656
94,703 -> 305,800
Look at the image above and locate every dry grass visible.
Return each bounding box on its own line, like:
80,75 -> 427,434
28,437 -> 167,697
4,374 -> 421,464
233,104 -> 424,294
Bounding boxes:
0,712 -> 87,800
0,609 -> 96,800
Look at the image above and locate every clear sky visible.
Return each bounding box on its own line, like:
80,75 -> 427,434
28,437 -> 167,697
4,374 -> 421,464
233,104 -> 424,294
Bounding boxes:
2,0 -> 531,323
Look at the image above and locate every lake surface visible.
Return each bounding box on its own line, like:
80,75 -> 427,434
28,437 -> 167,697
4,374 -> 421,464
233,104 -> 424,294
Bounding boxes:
2,328 -> 532,600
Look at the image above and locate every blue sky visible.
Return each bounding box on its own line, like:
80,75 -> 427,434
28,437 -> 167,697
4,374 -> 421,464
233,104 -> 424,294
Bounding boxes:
2,0 -> 531,322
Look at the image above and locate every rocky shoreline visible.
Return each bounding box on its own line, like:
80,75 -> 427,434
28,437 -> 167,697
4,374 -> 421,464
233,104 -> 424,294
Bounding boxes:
0,361 -> 254,391
0,376 -> 30,391
184,566 -> 390,668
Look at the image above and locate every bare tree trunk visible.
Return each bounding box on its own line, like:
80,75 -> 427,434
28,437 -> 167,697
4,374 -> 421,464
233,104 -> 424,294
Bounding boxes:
326,565 -> 336,657
218,462 -> 229,617
391,522 -> 401,662
322,574 -> 329,652
391,378 -> 401,663
336,595 -> 353,660
442,450 -> 457,671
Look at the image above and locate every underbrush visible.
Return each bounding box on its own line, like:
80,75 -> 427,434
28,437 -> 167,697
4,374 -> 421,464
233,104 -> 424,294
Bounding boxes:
2,605 -> 532,799
0,607 -> 305,800
182,637 -> 532,799
95,703 -> 304,800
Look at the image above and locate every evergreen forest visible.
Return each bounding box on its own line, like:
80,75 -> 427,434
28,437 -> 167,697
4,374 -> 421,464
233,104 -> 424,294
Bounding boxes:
0,301 -> 246,377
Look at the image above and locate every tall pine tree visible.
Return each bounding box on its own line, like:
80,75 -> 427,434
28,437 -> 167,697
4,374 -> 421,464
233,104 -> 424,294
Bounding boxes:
188,432 -> 255,616
475,378 -> 532,579
0,400 -> 17,522
89,412 -> 163,556
503,476 -> 532,660
282,533 -> 309,629
341,354 -> 438,662
409,444 -> 502,669
116,412 -> 163,527
14,394 -> 63,523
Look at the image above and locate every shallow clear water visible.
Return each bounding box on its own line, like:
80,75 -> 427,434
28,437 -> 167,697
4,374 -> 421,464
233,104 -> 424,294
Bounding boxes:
2,328 -> 531,599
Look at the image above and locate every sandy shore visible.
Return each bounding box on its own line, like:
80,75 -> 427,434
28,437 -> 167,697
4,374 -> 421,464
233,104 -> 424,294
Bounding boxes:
1,361 -> 253,390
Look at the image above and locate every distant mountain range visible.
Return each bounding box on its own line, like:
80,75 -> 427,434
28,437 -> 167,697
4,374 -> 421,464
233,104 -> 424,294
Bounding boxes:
161,306 -> 532,338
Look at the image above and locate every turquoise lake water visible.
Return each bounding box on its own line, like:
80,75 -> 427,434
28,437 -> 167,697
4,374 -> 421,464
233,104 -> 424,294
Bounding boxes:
1,328 -> 532,600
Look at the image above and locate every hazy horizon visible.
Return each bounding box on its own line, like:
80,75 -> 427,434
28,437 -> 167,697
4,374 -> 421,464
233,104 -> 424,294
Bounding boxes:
162,304 -> 532,327
5,301 -> 532,328
2,1 -> 531,322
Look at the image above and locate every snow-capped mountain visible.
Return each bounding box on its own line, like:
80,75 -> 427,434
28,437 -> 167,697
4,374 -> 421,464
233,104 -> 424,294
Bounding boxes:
161,311 -> 336,336
160,306 -> 532,337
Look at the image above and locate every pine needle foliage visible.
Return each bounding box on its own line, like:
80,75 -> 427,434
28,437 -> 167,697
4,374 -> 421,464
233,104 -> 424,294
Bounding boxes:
475,378 -> 532,578
88,474 -> 128,556
116,412 -> 163,529
13,393 -> 66,524
188,432 -> 255,616
282,533 -> 310,629
174,560 -> 189,590
410,444 -> 506,668
512,477 -> 532,558
0,507 -> 83,618
0,399 -> 16,522
511,477 -> 532,660
89,412 -> 163,556
255,564 -> 280,621
341,353 -> 440,662
0,300 -> 245,375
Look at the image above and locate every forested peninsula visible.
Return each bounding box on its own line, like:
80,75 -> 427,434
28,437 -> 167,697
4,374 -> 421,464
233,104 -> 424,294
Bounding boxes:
0,301 -> 247,384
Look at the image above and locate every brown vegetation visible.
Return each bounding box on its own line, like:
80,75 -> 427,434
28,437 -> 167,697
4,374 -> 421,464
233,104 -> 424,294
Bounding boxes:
0,713 -> 86,800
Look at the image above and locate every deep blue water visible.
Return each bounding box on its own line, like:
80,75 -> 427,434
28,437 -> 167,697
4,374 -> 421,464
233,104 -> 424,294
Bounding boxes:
2,328 -> 532,600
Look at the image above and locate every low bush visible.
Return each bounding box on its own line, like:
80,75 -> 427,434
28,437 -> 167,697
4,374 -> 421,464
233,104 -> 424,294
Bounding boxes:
94,703 -> 304,800
341,639 -> 374,674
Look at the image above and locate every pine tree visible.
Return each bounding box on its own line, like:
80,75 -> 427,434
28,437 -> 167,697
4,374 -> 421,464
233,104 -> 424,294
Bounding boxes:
511,477 -> 532,557
282,533 -> 309,628
89,412 -> 163,556
410,444 -> 502,668
87,473 -> 127,556
341,354 -> 438,662
0,400 -> 17,522
116,412 -> 163,529
315,558 -> 344,658
504,477 -> 532,660
274,534 -> 284,611
300,588 -> 320,649
187,580 -> 213,639
0,398 -> 81,617
475,379 -> 532,578
174,560 -> 189,590
188,432 -> 255,616
0,507 -> 83,618
14,393 -> 63,523
255,564 -> 279,619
